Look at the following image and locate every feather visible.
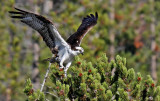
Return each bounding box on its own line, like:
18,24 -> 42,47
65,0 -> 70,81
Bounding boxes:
9,7 -> 69,52
90,14 -> 94,18
10,16 -> 24,19
9,11 -> 24,14
66,12 -> 98,49
9,8 -> 98,75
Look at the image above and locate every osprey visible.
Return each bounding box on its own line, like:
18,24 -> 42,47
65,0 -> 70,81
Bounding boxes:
9,7 -> 98,76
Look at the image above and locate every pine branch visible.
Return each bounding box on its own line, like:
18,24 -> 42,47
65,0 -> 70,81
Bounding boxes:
45,92 -> 58,98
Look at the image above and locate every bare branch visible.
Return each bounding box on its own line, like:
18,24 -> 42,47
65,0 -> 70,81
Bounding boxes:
45,92 -> 58,98
40,62 -> 52,92
40,54 -> 54,92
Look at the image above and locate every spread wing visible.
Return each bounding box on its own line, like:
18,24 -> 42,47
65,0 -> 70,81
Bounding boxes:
66,12 -> 98,49
9,7 -> 69,53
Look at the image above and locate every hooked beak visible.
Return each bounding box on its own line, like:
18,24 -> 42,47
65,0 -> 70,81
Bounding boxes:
81,52 -> 84,55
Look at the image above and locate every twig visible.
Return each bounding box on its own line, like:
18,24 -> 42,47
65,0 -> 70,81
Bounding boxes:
45,92 -> 58,98
40,54 -> 54,92
45,99 -> 50,101
40,62 -> 52,92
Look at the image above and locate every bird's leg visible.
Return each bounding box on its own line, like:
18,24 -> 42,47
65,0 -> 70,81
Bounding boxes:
50,57 -> 60,63
64,62 -> 72,77
59,55 -> 65,69
54,57 -> 60,64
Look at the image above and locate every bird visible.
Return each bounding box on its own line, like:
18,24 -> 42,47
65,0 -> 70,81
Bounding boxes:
9,7 -> 98,76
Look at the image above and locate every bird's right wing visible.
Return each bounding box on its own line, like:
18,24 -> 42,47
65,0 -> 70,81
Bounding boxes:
66,12 -> 98,49
9,7 -> 69,52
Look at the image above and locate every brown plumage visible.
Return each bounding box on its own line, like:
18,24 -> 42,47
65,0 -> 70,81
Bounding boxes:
9,7 -> 56,50
9,7 -> 98,51
66,12 -> 98,49
9,7 -> 98,76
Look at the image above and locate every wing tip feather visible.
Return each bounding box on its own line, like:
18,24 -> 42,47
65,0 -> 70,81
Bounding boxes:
8,11 -> 24,14
83,12 -> 98,22
10,16 -> 23,19
14,7 -> 27,13
95,12 -> 98,20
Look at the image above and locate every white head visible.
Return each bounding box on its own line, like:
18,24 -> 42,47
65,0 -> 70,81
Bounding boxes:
73,46 -> 84,56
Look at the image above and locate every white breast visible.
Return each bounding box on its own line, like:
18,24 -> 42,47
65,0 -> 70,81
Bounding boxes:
57,47 -> 74,64
64,49 -> 75,64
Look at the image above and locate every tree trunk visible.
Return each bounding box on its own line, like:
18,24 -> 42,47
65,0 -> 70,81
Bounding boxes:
32,42 -> 40,89
42,0 -> 53,14
150,19 -> 157,82
109,0 -> 115,61
109,0 -> 115,76
150,0 -> 157,83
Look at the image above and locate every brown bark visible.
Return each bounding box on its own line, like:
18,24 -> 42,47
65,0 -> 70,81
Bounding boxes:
32,42 -> 40,89
43,0 -> 53,14
150,18 -> 157,82
150,0 -> 157,83
109,0 -> 116,76
6,88 -> 11,101
15,1 -> 41,89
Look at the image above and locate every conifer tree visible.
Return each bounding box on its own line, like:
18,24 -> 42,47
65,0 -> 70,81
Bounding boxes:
24,54 -> 160,101
1,0 -> 160,100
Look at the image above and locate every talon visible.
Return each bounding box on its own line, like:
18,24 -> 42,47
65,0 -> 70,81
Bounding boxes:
50,58 -> 56,63
81,52 -> 84,55
55,57 -> 60,63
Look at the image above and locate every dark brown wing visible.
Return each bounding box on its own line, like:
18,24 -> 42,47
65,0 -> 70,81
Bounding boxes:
9,7 -> 56,49
66,12 -> 98,49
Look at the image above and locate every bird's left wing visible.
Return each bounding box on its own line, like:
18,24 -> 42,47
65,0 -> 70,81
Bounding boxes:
66,12 -> 98,49
9,7 -> 69,52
